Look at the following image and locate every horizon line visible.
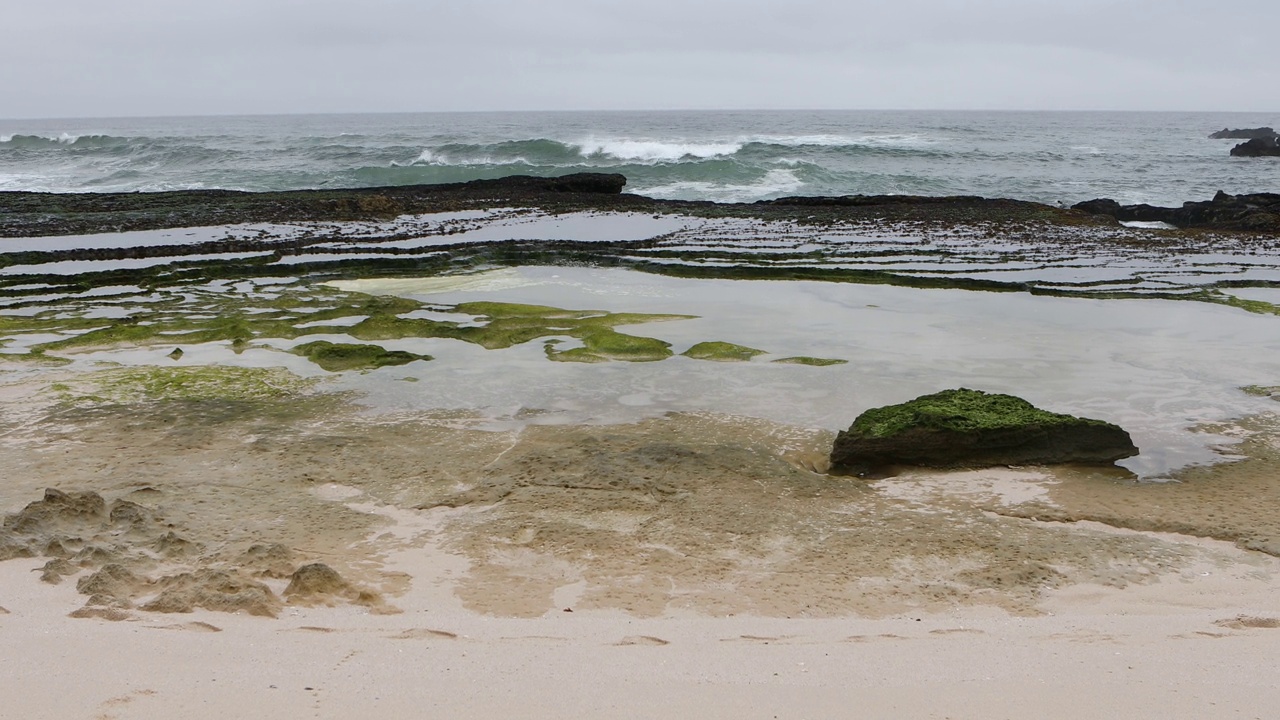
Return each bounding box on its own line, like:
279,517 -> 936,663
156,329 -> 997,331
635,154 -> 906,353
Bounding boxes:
3,107 -> 1278,123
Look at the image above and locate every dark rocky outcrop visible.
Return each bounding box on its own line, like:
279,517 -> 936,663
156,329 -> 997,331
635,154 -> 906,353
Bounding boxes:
1210,127 -> 1278,140
1073,191 -> 1280,232
1231,137 -> 1280,158
828,389 -> 1138,476
0,172 -> 630,238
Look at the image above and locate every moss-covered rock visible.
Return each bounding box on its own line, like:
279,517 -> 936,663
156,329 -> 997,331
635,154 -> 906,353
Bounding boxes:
829,388 -> 1138,476
580,329 -> 672,361
290,341 -> 430,372
681,341 -> 766,362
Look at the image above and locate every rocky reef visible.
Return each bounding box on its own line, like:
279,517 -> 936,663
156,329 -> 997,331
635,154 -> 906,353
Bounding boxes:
1209,127 -> 1278,140
1073,191 -> 1280,233
1231,137 -> 1280,158
828,389 -> 1138,476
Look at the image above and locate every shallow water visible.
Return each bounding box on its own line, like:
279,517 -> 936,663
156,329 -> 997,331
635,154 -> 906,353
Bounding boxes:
4,203 -> 1279,479
326,266 -> 1280,476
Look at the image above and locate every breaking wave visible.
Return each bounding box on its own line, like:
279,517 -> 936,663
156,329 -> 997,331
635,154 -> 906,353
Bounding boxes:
3,110 -> 1275,205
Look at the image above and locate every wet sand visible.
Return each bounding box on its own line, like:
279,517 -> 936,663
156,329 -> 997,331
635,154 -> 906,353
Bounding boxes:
3,373 -> 1280,718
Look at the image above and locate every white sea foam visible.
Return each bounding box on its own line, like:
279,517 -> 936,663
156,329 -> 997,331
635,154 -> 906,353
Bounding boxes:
573,138 -> 742,162
640,168 -> 803,203
403,149 -> 535,167
403,149 -> 445,166
753,133 -> 935,148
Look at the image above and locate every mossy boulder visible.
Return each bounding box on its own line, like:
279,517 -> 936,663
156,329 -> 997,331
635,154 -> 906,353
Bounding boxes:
829,389 -> 1138,476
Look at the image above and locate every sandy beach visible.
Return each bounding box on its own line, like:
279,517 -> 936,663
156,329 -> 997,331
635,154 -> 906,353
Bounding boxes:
4,2 -> 1280,714
3,368 -> 1280,719
2,184 -> 1279,719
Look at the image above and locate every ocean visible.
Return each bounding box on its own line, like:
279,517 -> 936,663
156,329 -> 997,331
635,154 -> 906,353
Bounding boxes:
2,110 -> 1277,206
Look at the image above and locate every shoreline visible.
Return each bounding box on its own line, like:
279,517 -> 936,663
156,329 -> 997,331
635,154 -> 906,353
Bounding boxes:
2,171 -> 1280,717
2,173 -> 1278,239
3,390 -> 1280,717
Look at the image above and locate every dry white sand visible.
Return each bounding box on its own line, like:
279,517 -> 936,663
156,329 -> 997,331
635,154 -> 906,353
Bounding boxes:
3,527 -> 1279,720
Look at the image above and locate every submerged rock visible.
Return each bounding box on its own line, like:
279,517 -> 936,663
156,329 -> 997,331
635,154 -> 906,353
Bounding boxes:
681,341 -> 766,361
290,340 -> 430,372
828,389 -> 1137,476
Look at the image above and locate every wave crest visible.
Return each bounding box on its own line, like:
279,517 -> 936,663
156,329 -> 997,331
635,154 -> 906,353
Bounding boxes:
0,133 -> 133,148
574,138 -> 743,162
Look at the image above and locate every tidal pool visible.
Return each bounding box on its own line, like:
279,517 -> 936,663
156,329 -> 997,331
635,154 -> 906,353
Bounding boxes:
3,263 -> 1276,478
330,266 -> 1280,476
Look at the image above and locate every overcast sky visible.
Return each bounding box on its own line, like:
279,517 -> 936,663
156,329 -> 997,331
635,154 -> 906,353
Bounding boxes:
2,0 -> 1276,118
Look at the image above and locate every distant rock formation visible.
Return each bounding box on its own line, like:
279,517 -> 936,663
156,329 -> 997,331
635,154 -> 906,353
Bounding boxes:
1073,191 -> 1280,232
1210,127 -> 1278,140
828,389 -> 1138,476
1231,137 -> 1280,158
463,172 -> 628,195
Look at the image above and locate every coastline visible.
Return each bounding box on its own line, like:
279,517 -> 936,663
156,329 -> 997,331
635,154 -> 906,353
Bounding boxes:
3,173 -> 1278,239
2,174 -> 1280,717
2,392 -> 1280,718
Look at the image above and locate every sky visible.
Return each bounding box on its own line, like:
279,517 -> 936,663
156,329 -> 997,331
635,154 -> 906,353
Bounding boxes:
2,0 -> 1276,118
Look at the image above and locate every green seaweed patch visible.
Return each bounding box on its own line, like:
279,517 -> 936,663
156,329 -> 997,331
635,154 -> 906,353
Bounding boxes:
771,356 -> 848,366
0,351 -> 72,366
0,284 -> 707,367
851,388 -> 1110,439
681,341 -> 766,362
580,329 -> 672,361
454,301 -> 597,319
53,365 -> 317,405
1191,290 -> 1280,316
544,345 -> 609,363
1242,385 -> 1280,398
454,302 -> 695,352
290,340 -> 431,372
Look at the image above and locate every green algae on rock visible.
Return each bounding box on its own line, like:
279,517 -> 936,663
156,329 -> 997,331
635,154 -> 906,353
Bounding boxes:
829,388 -> 1138,476
579,329 -> 673,361
771,356 -> 848,366
681,341 -> 766,362
0,275 -> 845,370
0,280 -> 695,365
1191,290 -> 1280,317
290,341 -> 430,373
543,341 -> 610,364
0,351 -> 72,366
52,365 -> 318,405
